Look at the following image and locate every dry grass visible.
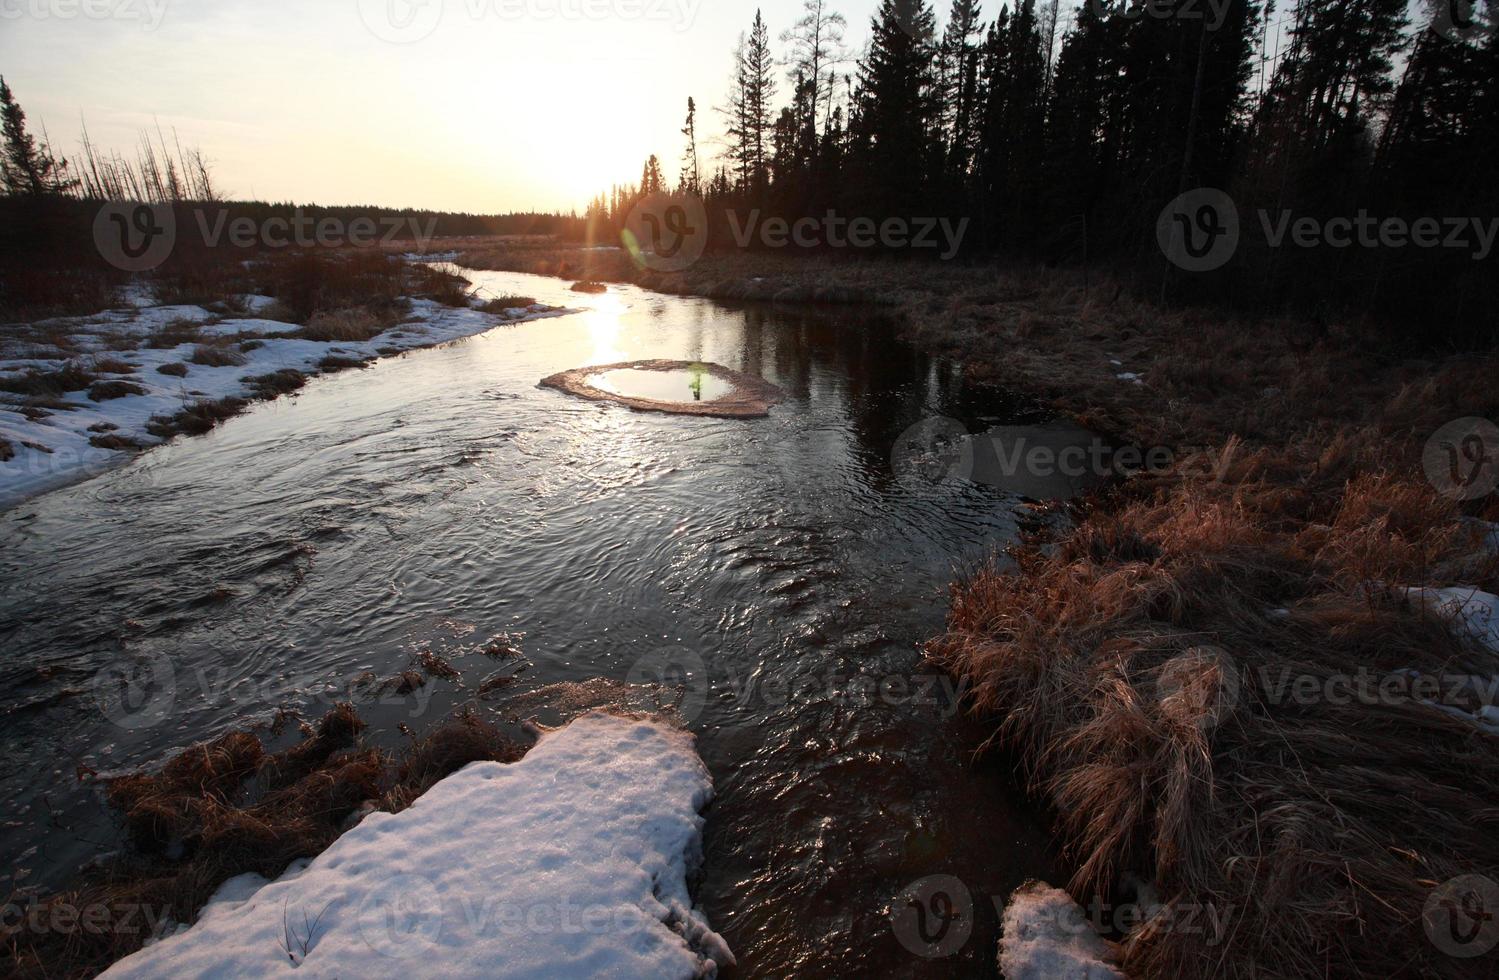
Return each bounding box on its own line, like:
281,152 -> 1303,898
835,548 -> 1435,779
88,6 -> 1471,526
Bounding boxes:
925,348 -> 1499,977
187,344 -> 248,368
156,362 -> 188,378
86,380 -> 147,402
4,705 -> 525,980
296,308 -> 385,343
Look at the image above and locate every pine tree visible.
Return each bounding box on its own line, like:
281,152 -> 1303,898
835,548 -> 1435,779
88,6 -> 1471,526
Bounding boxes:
850,0 -> 940,211
680,97 -> 701,194
744,10 -> 778,195
0,76 -> 75,196
780,0 -> 850,151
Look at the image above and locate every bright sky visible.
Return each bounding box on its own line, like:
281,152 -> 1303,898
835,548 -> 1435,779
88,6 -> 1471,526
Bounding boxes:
0,0 -> 890,212
1,0 -> 1434,213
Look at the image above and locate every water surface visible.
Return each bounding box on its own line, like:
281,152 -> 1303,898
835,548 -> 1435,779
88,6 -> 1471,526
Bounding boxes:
0,269 -> 1064,976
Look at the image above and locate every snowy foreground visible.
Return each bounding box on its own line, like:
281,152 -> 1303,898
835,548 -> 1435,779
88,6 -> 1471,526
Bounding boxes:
1000,882 -> 1124,980
101,713 -> 733,979
0,291 -> 570,510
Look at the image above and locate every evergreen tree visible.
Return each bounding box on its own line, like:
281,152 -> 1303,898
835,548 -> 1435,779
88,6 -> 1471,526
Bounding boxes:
850,0 -> 940,211
0,77 -> 75,196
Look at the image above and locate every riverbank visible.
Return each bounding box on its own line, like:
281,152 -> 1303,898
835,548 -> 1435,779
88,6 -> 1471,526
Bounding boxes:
456,240 -> 1499,977
0,252 -> 570,511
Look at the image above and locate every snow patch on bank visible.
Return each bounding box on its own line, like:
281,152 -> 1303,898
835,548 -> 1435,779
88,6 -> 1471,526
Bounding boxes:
0,296 -> 572,511
999,881 -> 1124,980
1405,586 -> 1499,654
101,713 -> 732,979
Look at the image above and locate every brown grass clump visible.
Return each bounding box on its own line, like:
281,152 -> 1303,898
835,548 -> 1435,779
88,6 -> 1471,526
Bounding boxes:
928,355 -> 1499,978
570,280 -> 607,294
146,396 -> 250,439
296,308 -> 385,343
89,434 -> 144,451
409,264 -> 474,307
316,354 -> 368,372
87,380 -> 147,402
0,437 -> 12,462
0,362 -> 97,397
156,362 -> 188,378
5,704 -> 526,979
142,318 -> 207,350
187,344 -> 247,368
242,369 -> 306,400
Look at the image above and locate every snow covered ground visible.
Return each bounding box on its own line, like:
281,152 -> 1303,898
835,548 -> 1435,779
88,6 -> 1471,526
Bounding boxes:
100,713 -> 733,979
0,286 -> 572,511
998,881 -> 1124,980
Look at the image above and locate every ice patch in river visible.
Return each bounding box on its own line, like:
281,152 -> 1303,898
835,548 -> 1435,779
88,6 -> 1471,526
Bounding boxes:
99,713 -> 732,979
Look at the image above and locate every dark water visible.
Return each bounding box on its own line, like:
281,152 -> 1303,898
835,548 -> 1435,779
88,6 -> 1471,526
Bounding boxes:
0,268 -> 1071,976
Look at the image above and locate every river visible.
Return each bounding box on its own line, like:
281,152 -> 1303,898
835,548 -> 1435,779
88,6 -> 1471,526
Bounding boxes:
0,266 -> 1066,976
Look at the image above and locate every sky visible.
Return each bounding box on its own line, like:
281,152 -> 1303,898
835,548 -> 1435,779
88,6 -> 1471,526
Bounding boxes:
0,0 -> 888,213
0,0 -> 1434,214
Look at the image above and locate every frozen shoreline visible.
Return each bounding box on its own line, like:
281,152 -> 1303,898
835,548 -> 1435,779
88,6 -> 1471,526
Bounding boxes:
0,288 -> 575,513
99,712 -> 733,978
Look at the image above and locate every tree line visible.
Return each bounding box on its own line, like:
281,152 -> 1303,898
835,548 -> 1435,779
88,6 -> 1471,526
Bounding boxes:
585,0 -> 1497,343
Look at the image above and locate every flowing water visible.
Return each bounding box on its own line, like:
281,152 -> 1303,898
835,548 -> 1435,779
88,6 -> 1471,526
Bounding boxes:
0,268 -> 1084,976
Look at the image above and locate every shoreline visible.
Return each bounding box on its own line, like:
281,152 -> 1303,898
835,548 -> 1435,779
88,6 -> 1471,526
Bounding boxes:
456,241 -> 1499,977
0,269 -> 576,514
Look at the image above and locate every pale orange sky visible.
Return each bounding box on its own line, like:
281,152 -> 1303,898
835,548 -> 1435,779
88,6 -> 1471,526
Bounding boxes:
1,0 -> 889,213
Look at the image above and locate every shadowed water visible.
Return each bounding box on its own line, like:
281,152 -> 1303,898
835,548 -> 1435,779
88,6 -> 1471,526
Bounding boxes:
0,268 -> 1069,976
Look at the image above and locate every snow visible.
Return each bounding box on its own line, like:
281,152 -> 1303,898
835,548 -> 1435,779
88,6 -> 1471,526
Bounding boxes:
1116,372 -> 1144,386
1405,586 -> 1499,653
0,292 -> 573,511
100,713 -> 733,979
999,882 -> 1124,980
